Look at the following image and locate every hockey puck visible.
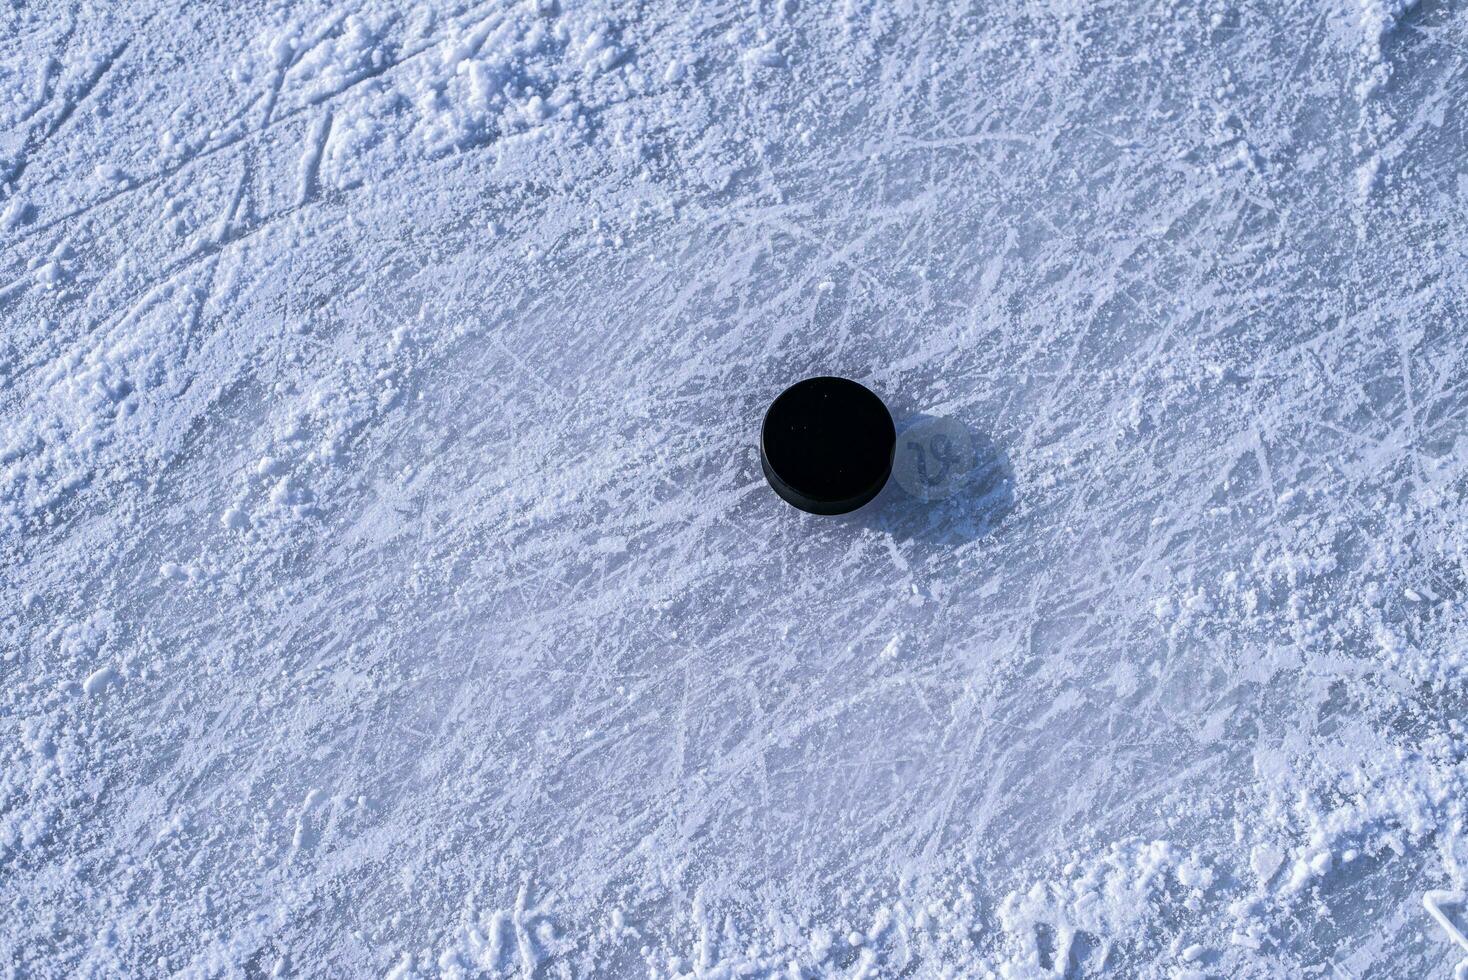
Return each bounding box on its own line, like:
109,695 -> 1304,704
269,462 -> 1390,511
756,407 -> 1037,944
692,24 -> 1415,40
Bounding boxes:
760,376 -> 896,515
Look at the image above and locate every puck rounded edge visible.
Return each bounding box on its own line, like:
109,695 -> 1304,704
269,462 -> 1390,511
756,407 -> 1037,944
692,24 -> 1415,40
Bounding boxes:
759,376 -> 895,516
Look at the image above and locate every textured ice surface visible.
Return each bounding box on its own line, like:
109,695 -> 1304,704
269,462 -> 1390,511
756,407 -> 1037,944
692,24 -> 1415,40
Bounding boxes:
3,0 -> 1467,977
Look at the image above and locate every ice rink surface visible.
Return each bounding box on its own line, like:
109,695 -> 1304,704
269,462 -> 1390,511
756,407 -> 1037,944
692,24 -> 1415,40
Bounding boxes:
3,0 -> 1467,976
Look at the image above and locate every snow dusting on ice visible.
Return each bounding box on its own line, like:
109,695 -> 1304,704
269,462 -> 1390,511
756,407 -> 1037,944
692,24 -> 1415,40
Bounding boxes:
2,0 -> 1467,976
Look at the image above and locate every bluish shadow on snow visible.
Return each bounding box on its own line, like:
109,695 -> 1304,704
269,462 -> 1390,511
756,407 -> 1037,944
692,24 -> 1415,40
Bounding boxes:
849,413 -> 1015,545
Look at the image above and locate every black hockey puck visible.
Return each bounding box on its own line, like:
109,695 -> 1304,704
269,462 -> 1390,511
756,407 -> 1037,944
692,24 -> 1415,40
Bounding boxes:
760,376 -> 896,515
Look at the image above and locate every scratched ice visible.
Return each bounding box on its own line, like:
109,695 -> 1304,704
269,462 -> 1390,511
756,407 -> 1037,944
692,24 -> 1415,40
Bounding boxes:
2,1 -> 1466,976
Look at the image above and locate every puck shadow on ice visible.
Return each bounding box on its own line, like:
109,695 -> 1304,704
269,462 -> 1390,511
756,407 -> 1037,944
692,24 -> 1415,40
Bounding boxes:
851,413 -> 1016,545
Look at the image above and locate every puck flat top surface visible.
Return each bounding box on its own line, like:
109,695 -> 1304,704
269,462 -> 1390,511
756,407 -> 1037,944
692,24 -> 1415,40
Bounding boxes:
760,376 -> 896,515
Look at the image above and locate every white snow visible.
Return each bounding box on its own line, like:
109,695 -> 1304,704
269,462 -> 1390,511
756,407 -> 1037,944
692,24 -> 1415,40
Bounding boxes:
2,0 -> 1466,976
81,665 -> 120,696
